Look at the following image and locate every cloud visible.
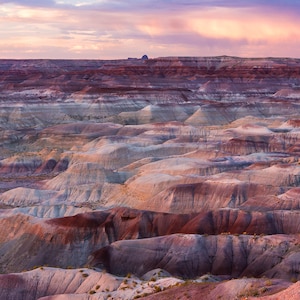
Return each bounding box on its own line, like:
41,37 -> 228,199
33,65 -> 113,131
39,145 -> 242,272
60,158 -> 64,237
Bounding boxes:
0,0 -> 300,59
0,0 -> 56,7
74,0 -> 300,13
1,0 -> 300,12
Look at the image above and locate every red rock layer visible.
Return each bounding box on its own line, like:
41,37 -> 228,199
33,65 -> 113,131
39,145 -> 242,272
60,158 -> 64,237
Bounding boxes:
1,207 -> 300,276
89,233 -> 300,280
1,57 -> 300,103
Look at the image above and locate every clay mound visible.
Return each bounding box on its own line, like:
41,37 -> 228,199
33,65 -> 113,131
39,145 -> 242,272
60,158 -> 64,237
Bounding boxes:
231,164 -> 300,188
103,156 -> 277,212
258,281 -> 300,299
229,124 -> 273,135
142,278 -> 293,300
118,104 -> 189,125
4,269 -> 292,300
0,156 -> 43,175
0,266 -> 187,300
278,187 -> 300,200
222,135 -> 271,155
89,233 -> 300,280
185,106 -> 234,125
273,88 -> 300,99
240,195 -> 300,211
181,209 -> 300,235
2,206 -> 300,273
0,187 -> 64,207
0,267 -> 122,300
285,119 -> 300,127
41,122 -> 122,138
5,204 -> 93,218
148,180 -> 274,213
47,206 -> 300,237
0,155 -> 69,177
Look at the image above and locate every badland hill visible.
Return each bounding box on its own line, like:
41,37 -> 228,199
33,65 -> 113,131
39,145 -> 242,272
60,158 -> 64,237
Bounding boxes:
0,56 -> 300,299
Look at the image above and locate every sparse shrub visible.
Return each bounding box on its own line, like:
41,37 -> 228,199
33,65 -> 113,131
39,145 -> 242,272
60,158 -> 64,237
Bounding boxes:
141,293 -> 150,297
154,286 -> 162,293
95,285 -> 100,290
126,273 -> 132,278
181,280 -> 192,286
221,232 -> 231,235
239,288 -> 260,298
265,279 -> 273,286
89,290 -> 96,294
260,287 -> 268,294
150,276 -> 156,282
82,273 -> 89,278
291,277 -> 298,283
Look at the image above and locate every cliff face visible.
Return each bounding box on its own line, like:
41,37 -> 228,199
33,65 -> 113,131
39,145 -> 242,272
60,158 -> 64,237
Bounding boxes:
1,56 -> 300,299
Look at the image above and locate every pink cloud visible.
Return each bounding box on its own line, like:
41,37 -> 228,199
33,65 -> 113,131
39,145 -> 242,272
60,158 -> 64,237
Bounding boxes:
0,2 -> 300,59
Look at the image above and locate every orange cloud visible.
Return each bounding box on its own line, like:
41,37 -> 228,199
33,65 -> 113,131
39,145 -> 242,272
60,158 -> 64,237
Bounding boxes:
0,3 -> 300,59
186,7 -> 300,42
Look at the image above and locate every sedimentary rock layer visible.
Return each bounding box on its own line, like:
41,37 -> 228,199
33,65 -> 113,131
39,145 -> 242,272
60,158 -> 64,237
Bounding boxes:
1,57 -> 300,299
1,207 -> 300,278
89,233 -> 300,279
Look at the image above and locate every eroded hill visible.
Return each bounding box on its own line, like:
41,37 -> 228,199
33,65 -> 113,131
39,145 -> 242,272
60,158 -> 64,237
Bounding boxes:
0,56 -> 300,299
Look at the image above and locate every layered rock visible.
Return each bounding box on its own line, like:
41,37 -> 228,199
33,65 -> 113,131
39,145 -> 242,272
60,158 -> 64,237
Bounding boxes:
1,207 -> 300,276
1,56 -> 300,298
88,233 -> 300,279
1,266 -> 296,300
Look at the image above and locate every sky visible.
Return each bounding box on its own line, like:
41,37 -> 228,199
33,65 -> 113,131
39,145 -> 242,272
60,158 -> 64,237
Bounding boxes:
0,0 -> 300,59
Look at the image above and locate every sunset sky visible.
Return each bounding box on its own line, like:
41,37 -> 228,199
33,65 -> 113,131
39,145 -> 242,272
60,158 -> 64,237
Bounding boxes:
1,0 -> 300,59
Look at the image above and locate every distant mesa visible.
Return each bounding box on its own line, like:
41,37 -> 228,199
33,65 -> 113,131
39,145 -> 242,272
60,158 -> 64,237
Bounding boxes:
128,54 -> 148,60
